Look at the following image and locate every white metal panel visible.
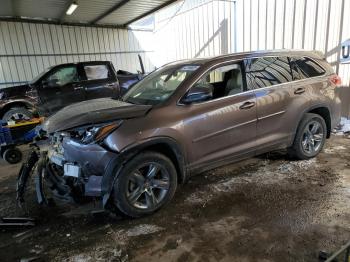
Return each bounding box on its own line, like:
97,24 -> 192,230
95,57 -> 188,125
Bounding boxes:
0,0 -> 13,16
0,21 -> 154,88
99,0 -> 171,25
63,0 -> 124,23
15,0 -> 66,20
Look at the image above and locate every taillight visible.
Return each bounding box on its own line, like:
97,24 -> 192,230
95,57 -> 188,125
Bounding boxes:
330,75 -> 342,86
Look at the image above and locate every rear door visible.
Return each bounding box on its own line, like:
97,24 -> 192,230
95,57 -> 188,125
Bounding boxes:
244,56 -> 296,151
289,56 -> 326,104
289,56 -> 327,128
37,64 -> 84,114
79,62 -> 120,100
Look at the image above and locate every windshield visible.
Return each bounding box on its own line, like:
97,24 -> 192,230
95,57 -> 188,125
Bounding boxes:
122,64 -> 200,105
29,66 -> 53,85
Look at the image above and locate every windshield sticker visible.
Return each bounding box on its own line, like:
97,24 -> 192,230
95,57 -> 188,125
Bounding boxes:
182,65 -> 200,71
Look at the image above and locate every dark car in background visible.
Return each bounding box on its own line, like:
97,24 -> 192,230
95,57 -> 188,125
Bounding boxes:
18,50 -> 342,218
0,59 -> 144,122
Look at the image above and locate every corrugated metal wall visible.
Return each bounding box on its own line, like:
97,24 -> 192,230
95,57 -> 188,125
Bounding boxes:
151,0 -> 235,66
0,21 -> 154,88
1,1 -> 349,113
148,0 -> 350,115
234,0 -> 350,116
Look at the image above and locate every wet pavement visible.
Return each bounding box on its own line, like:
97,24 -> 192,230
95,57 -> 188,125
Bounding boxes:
0,136 -> 349,261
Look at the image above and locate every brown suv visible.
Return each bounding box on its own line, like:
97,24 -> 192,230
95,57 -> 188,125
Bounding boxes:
18,50 -> 341,217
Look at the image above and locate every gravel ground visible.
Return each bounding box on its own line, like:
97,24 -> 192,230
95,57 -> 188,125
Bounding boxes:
0,136 -> 349,262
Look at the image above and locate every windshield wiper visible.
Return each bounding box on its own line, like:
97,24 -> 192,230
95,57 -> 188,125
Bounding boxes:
124,97 -> 141,105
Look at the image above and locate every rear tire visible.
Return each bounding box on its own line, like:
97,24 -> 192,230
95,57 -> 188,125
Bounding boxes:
288,113 -> 327,160
112,151 -> 178,218
2,107 -> 33,122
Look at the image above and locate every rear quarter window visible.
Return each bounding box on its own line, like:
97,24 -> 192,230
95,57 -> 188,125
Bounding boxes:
83,64 -> 110,80
245,56 -> 293,89
291,57 -> 325,79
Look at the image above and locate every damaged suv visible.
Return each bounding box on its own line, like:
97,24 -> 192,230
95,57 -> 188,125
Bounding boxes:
18,50 -> 341,217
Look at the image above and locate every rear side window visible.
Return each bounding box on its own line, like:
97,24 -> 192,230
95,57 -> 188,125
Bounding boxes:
291,57 -> 325,79
83,64 -> 110,80
245,56 -> 293,89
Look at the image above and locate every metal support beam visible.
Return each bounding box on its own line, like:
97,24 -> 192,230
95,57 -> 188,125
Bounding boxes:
0,17 -> 128,30
90,0 -> 131,24
124,0 -> 179,26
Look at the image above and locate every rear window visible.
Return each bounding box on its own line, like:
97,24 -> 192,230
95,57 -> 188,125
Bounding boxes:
84,64 -> 110,80
291,57 -> 325,79
245,56 -> 293,89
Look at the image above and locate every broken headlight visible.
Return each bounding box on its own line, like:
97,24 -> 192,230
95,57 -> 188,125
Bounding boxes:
79,121 -> 122,144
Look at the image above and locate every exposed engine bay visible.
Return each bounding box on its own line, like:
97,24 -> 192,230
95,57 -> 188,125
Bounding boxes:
17,133 -> 85,209
17,123 -> 120,210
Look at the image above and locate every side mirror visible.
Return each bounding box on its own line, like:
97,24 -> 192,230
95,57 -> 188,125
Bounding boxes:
181,84 -> 213,104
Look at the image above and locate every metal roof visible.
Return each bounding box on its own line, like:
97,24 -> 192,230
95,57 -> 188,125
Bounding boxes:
0,0 -> 178,28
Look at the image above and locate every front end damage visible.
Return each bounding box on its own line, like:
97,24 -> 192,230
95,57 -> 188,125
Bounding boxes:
16,98 -> 153,212
17,125 -> 122,211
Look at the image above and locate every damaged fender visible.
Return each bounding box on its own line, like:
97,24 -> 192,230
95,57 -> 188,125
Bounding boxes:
101,137 -> 187,209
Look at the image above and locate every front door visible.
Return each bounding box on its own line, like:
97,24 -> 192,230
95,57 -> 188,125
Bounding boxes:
37,64 -> 85,115
182,62 -> 257,172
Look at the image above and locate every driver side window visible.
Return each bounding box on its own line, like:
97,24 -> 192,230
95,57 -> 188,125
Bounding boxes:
185,63 -> 244,104
43,66 -> 79,87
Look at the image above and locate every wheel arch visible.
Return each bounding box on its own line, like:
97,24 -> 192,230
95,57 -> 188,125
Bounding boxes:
307,106 -> 331,138
0,100 -> 35,118
101,136 -> 187,209
119,137 -> 187,184
293,104 -> 332,141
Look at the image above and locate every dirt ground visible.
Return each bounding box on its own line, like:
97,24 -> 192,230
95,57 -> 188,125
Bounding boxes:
0,136 -> 349,262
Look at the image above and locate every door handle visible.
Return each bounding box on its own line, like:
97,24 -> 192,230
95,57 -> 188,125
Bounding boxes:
294,87 -> 305,95
74,85 -> 84,91
105,83 -> 115,87
239,101 -> 256,110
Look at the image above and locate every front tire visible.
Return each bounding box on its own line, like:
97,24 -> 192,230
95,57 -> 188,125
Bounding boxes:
112,152 -> 178,218
288,113 -> 327,160
2,107 -> 33,122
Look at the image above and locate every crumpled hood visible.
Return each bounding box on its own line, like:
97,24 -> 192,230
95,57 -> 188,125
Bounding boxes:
42,98 -> 152,133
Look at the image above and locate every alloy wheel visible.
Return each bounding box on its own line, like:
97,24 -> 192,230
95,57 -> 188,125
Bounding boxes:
301,120 -> 324,154
126,162 -> 170,210
8,112 -> 31,122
